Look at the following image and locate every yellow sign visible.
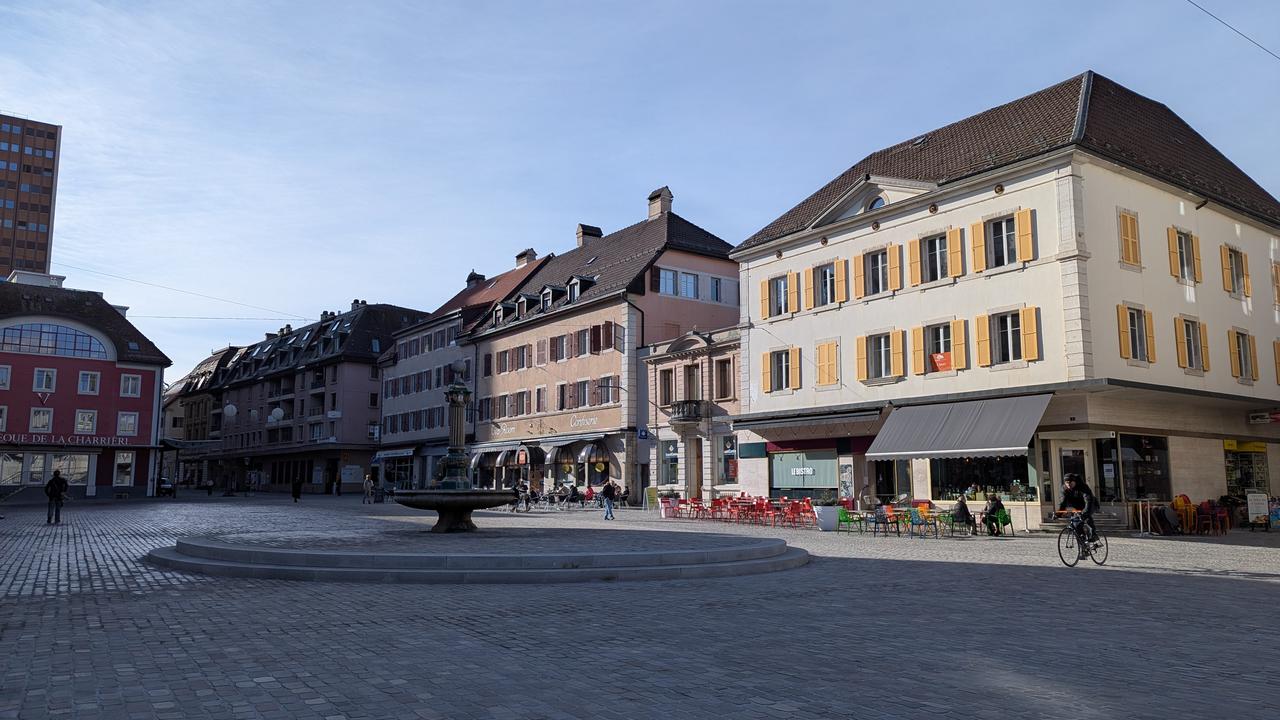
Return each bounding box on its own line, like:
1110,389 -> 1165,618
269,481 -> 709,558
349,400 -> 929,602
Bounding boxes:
593,462 -> 605,472
1224,440 -> 1268,453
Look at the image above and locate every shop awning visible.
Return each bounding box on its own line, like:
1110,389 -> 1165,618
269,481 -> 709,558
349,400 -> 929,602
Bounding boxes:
469,452 -> 495,471
372,448 -> 415,463
495,450 -> 514,468
577,441 -> 609,463
865,394 -> 1051,460
732,409 -> 881,431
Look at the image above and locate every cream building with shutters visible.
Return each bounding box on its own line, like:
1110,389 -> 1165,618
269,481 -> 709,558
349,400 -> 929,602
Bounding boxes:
730,72 -> 1280,530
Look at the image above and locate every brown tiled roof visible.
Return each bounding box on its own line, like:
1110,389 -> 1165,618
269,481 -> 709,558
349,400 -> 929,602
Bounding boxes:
431,257 -> 549,317
738,71 -> 1280,252
0,282 -> 171,365
477,210 -> 732,336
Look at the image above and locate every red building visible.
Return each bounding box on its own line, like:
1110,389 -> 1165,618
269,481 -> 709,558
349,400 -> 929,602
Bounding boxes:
0,271 -> 170,499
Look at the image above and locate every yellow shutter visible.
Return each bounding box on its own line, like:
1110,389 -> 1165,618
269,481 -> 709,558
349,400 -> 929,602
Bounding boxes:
976,314 -> 991,367
803,267 -> 815,310
759,280 -> 770,319
911,326 -> 925,375
890,330 -> 905,377
855,336 -> 868,382
888,244 -> 902,291
815,342 -> 827,385
1144,310 -> 1157,364
950,319 -> 967,370
788,346 -> 801,390
1273,262 -> 1280,307
852,253 -> 865,299
1243,252 -> 1252,297
1199,322 -> 1211,372
1116,305 -> 1130,360
1273,340 -> 1280,385
1229,330 -> 1241,378
947,228 -> 964,278
1192,235 -> 1202,282
908,239 -> 922,286
834,260 -> 848,303
819,341 -> 839,386
1174,318 -> 1189,368
1221,245 -> 1233,292
1015,208 -> 1034,262
1020,307 -> 1040,362
970,222 -> 986,273
1249,334 -> 1258,381
760,352 -> 771,393
787,272 -> 799,313
1166,227 -> 1180,277
1120,213 -> 1140,265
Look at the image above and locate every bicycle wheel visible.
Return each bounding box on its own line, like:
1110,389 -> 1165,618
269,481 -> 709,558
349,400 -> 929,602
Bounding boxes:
1089,531 -> 1109,565
1057,527 -> 1080,567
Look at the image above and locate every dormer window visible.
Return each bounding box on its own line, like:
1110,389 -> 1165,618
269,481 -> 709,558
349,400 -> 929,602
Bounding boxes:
516,298 -> 527,317
493,306 -> 503,325
567,281 -> 580,303
865,196 -> 885,212
541,291 -> 553,311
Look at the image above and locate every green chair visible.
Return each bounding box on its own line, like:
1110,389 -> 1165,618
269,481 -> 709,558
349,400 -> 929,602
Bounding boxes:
837,507 -> 864,533
993,508 -> 1014,536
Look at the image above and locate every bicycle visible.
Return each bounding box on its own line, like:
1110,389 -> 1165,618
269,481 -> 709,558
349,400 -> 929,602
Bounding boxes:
1056,510 -> 1108,567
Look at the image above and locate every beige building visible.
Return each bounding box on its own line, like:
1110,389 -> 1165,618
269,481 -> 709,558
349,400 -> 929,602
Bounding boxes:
469,188 -> 739,496
731,71 -> 1280,529
644,328 -> 741,500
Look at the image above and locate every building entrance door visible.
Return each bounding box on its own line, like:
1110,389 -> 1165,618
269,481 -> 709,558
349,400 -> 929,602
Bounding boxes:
1058,442 -> 1091,512
688,439 -> 703,499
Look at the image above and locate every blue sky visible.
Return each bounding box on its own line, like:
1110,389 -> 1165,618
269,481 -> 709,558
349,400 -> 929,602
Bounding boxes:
1,0 -> 1277,376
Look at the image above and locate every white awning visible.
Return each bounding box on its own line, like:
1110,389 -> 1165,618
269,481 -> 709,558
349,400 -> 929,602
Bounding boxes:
372,448 -> 415,462
865,395 -> 1052,460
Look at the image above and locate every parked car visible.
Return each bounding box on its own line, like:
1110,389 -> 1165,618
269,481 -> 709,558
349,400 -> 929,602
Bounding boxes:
156,477 -> 177,498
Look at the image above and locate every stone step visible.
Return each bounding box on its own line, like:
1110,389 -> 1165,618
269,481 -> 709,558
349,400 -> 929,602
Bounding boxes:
173,536 -> 790,570
145,545 -> 811,584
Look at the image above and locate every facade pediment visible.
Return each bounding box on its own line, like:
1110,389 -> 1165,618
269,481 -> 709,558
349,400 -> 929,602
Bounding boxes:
812,176 -> 937,229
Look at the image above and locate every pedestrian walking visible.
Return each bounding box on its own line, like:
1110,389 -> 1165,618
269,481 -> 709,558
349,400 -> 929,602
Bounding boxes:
362,474 -> 374,504
205,477 -> 214,496
601,479 -> 616,520
45,470 -> 69,525
291,478 -> 303,503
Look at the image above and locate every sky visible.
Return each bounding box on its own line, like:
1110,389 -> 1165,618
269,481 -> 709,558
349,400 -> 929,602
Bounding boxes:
1,0 -> 1277,377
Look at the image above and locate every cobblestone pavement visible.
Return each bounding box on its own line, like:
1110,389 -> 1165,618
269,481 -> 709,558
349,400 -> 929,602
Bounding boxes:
1,495 -> 1277,719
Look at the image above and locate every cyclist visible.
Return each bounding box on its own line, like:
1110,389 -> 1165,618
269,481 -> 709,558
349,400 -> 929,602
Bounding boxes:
1058,474 -> 1099,541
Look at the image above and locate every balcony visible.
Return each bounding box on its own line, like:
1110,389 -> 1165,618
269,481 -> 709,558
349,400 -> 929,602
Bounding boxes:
669,399 -> 707,425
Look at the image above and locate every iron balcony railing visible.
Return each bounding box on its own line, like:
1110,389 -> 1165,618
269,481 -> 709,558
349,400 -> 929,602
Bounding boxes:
669,399 -> 707,423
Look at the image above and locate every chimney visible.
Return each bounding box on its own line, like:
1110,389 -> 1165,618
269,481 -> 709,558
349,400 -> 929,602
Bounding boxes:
264,332 -> 278,341
351,298 -> 361,311
647,186 -> 673,219
576,223 -> 603,247
111,304 -> 129,318
515,248 -> 538,267
466,270 -> 486,288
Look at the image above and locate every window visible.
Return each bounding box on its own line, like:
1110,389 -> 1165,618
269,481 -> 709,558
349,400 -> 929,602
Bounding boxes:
30,408 -> 52,432
0,406 -> 5,432
816,340 -> 839,386
75,410 -> 97,434
368,393 -> 378,408
567,282 -> 580,302
1231,330 -> 1257,381
1173,230 -> 1197,282
714,358 -> 733,399
536,387 -> 546,413
865,250 -> 888,295
1224,246 -> 1249,297
923,234 -> 949,282
679,272 -> 699,299
683,365 -> 701,401
867,333 -> 892,379
120,374 -> 142,397
769,275 -> 789,316
659,369 -> 674,406
575,380 -> 590,408
310,423 -> 324,440
1119,211 -> 1140,266
556,383 -> 567,411
1118,306 -> 1153,363
769,350 -> 791,391
113,451 -> 135,487
659,268 -> 678,295
0,365 -> 11,390
0,323 -> 108,359
814,263 -> 836,307
576,329 -> 589,357
600,376 -> 619,404
78,371 -> 99,395
710,277 -> 723,303
988,217 -> 1018,268
541,292 -> 552,311
993,312 -> 1022,364
33,368 -> 55,392
1177,318 -> 1207,372
925,323 -> 952,373
865,196 -> 885,212
117,412 -> 139,436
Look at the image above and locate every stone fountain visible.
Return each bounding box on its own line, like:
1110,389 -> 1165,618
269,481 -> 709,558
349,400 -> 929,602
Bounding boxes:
394,362 -> 512,532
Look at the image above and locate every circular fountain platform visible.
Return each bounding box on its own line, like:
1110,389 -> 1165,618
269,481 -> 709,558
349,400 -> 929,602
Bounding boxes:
146,525 -> 809,584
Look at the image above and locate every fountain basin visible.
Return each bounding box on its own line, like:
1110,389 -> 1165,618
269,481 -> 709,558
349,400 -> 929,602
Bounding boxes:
393,489 -> 513,532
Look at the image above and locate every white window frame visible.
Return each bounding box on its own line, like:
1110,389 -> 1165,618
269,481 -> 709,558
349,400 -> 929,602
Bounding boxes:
769,275 -> 788,316
710,277 -> 723,303
868,333 -> 892,379
923,234 -> 949,282
988,217 -> 1017,268
659,269 -> 678,295
78,371 -> 100,395
0,405 -> 6,432
120,374 -> 142,398
865,251 -> 888,295
568,281 -> 580,302
679,272 -> 699,299
659,369 -> 674,406
575,379 -> 590,408
1236,331 -> 1253,379
769,350 -> 790,390
714,358 -> 734,400
925,323 -> 951,372
0,365 -> 9,390
1175,232 -> 1194,281
117,411 -> 139,437
1228,247 -> 1246,296
1183,319 -> 1203,371
1126,307 -> 1148,362
29,407 -> 52,433
113,451 -> 135,487
75,409 -> 97,435
576,329 -> 589,357
33,368 -> 56,392
993,312 -> 1023,364
815,263 -> 836,307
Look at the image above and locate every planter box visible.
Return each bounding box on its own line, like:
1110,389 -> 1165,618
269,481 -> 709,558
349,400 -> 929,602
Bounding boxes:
813,505 -> 841,532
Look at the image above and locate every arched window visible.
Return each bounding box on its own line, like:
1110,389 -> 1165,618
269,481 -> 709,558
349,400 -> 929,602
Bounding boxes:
0,323 -> 108,359
865,196 -> 886,212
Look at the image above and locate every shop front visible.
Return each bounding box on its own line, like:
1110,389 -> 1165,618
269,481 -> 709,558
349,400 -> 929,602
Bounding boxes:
769,448 -> 837,500
0,446 -> 148,499
1224,439 -> 1270,497
372,447 -> 416,489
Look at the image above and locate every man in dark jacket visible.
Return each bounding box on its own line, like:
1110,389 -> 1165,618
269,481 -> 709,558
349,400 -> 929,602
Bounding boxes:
1059,474 -> 1099,539
45,470 -> 69,524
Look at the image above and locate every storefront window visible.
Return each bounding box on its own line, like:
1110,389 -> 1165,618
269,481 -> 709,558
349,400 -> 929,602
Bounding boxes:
0,453 -> 21,485
770,449 -> 837,499
1095,435 -> 1171,501
1225,448 -> 1269,497
872,459 -> 911,502
52,454 -> 90,486
929,456 -> 1033,501
384,457 -> 412,490
716,436 -> 737,485
114,451 -> 135,487
661,441 -> 679,486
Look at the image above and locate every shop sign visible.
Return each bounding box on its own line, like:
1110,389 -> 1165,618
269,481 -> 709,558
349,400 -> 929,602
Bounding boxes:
1224,439 -> 1267,453
569,414 -> 600,428
1246,493 -> 1269,525
0,432 -> 135,447
930,352 -> 952,372
790,467 -> 815,476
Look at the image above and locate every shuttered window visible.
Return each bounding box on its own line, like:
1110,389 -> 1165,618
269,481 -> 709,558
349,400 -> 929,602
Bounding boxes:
1119,211 -> 1141,266
816,340 -> 839,386
1174,318 -> 1209,372
1116,305 -> 1155,363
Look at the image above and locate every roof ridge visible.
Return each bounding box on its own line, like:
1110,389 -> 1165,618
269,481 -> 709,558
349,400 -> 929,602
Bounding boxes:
1071,70 -> 1094,142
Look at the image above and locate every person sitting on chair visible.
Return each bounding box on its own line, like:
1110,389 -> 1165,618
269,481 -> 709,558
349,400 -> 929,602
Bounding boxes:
952,495 -> 977,535
567,484 -> 582,507
983,495 -> 1006,536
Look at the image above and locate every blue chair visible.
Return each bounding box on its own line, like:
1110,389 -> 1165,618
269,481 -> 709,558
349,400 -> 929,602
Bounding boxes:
871,506 -> 900,537
908,508 -> 939,539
